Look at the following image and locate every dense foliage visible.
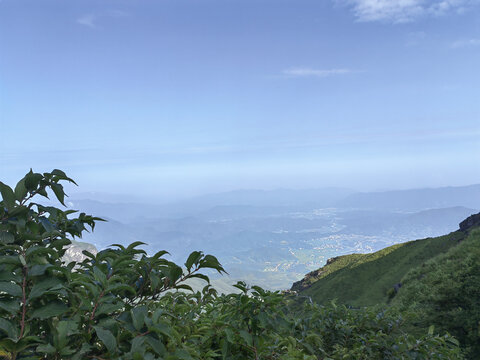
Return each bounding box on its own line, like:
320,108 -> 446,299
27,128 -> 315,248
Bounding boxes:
0,170 -> 463,359
392,228 -> 480,359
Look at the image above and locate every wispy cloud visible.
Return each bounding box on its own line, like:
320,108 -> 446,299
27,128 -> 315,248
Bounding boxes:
282,67 -> 354,78
340,0 -> 478,23
76,10 -> 129,29
451,38 -> 480,48
77,14 -> 96,28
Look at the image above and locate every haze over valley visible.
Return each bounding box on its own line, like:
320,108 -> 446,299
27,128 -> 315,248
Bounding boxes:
70,184 -> 480,289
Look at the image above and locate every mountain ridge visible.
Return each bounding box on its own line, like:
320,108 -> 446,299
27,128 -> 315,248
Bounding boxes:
337,184 -> 480,211
291,213 -> 480,306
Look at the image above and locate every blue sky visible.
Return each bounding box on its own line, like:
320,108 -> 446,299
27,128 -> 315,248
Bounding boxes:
1,0 -> 479,199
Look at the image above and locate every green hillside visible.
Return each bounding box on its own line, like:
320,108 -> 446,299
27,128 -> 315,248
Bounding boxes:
392,227 -> 480,357
292,213 -> 480,358
292,230 -> 465,307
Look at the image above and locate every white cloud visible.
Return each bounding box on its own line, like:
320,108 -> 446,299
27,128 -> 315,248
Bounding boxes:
282,68 -> 354,78
76,14 -> 96,28
340,0 -> 479,23
76,10 -> 129,28
451,38 -> 480,47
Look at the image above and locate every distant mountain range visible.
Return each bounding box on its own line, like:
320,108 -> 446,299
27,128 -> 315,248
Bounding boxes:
336,184 -> 480,211
65,183 -> 479,290
69,183 -> 480,219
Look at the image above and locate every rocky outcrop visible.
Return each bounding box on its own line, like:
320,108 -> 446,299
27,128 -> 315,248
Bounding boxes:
393,282 -> 402,293
326,256 -> 342,266
291,256 -> 344,291
291,268 -> 326,292
459,212 -> 480,233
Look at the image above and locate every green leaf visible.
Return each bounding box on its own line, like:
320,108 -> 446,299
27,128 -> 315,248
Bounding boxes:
82,250 -> 96,259
28,278 -> 63,300
199,254 -> 226,274
7,205 -> 28,218
0,318 -> 18,340
233,281 -> 248,293
130,336 -> 146,355
55,320 -> 79,348
0,255 -> 22,265
0,182 -> 16,210
24,171 -> 42,191
14,179 -> 28,202
51,169 -> 67,177
71,343 -> 92,360
28,264 -> 53,277
10,336 -> 42,353
152,250 -> 169,259
49,238 -> 71,250
145,336 -> 166,356
131,306 -> 148,331
26,246 -> 57,260
239,330 -> 253,346
52,169 -> 77,185
173,348 -> 194,360
150,273 -> 161,289
39,217 -> 55,233
30,301 -> 68,319
224,328 -> 235,343
105,283 -> 136,295
51,183 -> 66,206
175,284 -> 193,292
96,302 -> 124,316
0,282 -> 22,297
0,300 -> 20,315
126,241 -> 147,250
165,264 -> 183,285
150,322 -> 173,338
36,343 -> 57,354
185,251 -> 203,271
189,273 -> 210,284
93,326 -> 117,354
0,271 -> 21,283
447,337 -> 460,346
0,231 -> 14,245
93,266 -> 107,286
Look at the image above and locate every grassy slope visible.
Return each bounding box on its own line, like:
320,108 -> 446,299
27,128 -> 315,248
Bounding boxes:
294,231 -> 464,307
391,228 -> 480,358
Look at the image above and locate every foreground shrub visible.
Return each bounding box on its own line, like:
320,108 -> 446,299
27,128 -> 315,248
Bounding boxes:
0,170 -> 462,359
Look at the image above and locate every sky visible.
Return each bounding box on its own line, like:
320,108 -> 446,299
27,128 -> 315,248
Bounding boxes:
1,0 -> 479,200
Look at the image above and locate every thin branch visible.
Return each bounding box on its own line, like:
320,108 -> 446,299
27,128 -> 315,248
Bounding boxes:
87,290 -> 105,333
19,264 -> 28,339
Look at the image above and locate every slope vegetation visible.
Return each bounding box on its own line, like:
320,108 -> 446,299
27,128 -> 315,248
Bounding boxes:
392,226 -> 480,357
293,213 -> 480,358
292,230 -> 464,307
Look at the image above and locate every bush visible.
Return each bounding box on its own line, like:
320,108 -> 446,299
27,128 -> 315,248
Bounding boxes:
0,170 -> 463,359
